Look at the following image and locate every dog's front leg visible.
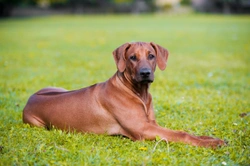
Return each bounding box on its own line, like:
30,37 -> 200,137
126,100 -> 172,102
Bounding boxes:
140,124 -> 225,148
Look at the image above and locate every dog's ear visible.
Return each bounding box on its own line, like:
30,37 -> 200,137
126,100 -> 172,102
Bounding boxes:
113,43 -> 131,72
150,42 -> 169,71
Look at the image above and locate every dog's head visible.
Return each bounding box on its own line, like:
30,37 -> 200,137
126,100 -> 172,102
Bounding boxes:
113,42 -> 169,84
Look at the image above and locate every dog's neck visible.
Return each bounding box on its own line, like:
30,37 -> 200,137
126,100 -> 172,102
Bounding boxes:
116,71 -> 150,103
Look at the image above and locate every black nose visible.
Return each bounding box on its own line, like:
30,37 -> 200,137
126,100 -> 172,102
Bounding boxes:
140,68 -> 151,77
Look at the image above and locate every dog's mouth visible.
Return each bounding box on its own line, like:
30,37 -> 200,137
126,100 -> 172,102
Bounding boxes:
139,78 -> 154,84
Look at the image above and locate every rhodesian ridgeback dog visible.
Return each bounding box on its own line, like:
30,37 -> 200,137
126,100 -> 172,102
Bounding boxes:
23,42 -> 225,148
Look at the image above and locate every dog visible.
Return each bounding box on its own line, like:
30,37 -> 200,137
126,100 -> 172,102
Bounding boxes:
23,42 -> 225,148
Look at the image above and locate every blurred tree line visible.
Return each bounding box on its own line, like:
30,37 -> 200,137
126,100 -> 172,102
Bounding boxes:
0,0 -> 249,17
192,0 -> 250,14
0,0 -> 155,17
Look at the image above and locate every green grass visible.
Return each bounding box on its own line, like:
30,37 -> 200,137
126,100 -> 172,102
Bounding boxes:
0,14 -> 249,165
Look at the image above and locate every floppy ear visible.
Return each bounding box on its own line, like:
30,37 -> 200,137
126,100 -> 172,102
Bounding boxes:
112,43 -> 131,72
150,42 -> 169,71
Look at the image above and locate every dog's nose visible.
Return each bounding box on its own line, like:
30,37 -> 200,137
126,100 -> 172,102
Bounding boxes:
140,68 -> 151,77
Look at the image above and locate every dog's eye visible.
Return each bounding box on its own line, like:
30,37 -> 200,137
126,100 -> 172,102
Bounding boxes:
148,54 -> 155,60
130,55 -> 137,61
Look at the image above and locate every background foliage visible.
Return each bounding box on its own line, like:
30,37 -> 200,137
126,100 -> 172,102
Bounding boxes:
0,14 -> 249,165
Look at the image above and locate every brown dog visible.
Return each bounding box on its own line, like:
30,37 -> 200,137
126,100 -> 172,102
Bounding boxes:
23,42 -> 225,148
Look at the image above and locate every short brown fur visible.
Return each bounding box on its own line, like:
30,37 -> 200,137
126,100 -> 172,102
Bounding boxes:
23,42 -> 225,148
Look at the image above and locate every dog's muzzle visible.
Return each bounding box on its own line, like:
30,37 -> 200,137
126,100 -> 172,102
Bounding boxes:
138,68 -> 154,83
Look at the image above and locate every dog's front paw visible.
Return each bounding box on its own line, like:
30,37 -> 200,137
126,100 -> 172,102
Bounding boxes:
204,138 -> 226,149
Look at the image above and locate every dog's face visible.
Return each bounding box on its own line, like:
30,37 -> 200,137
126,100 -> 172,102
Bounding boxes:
113,42 -> 169,84
125,43 -> 157,83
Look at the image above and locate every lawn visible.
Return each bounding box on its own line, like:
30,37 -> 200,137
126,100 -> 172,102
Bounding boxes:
0,14 -> 249,165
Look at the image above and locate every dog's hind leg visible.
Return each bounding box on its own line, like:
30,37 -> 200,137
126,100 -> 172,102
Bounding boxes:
23,110 -> 46,128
